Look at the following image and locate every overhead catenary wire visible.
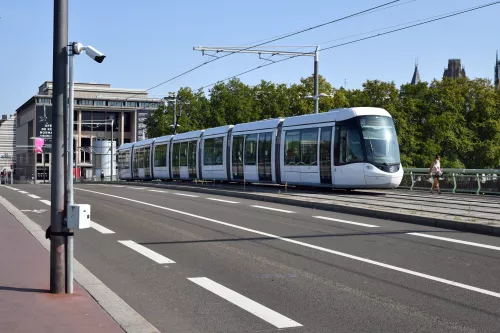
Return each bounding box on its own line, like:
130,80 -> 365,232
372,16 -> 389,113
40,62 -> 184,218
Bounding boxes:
198,0 -> 500,90
124,0 -> 401,100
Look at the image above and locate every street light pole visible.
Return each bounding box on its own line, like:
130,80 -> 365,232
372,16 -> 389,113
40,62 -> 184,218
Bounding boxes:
110,119 -> 114,181
50,0 -> 68,294
313,46 -> 319,114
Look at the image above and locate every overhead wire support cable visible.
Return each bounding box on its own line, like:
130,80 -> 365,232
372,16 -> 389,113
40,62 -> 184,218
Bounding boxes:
198,0 -> 500,90
124,0 -> 401,100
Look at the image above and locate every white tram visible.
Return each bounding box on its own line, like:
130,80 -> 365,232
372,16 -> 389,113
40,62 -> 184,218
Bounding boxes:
117,107 -> 403,189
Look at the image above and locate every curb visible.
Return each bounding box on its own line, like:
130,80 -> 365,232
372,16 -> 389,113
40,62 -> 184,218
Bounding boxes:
101,181 -> 500,237
0,196 -> 160,333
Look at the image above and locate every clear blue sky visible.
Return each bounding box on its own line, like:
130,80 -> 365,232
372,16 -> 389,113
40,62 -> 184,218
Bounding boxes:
0,0 -> 498,115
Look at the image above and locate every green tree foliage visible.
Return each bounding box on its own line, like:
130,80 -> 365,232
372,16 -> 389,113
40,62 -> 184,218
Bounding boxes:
144,74 -> 500,169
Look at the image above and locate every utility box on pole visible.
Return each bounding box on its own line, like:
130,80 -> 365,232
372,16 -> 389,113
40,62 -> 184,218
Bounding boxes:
67,204 -> 91,229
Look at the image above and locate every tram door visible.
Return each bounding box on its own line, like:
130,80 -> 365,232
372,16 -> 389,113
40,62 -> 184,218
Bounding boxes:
133,149 -> 140,178
319,127 -> 332,184
258,132 -> 272,181
232,136 -> 244,180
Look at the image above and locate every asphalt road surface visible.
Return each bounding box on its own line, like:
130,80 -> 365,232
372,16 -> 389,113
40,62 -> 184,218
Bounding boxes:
1,183 -> 500,333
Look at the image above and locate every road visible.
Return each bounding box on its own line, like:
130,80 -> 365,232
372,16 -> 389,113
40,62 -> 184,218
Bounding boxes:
1,183 -> 500,332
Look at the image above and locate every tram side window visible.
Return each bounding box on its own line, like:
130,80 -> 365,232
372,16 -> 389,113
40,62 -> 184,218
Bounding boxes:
180,142 -> 188,166
154,145 -> 167,167
144,147 -> 150,168
285,131 -> 300,165
204,137 -> 224,166
334,126 -> 363,165
188,141 -> 197,167
119,151 -> 130,170
284,129 -> 318,166
300,128 -> 318,165
172,143 -> 180,166
244,134 -> 257,165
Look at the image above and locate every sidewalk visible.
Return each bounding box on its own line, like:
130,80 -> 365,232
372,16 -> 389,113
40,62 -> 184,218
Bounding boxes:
0,203 -> 124,333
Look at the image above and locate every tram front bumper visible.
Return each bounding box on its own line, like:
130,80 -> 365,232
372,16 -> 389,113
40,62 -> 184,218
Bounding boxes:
364,164 -> 403,188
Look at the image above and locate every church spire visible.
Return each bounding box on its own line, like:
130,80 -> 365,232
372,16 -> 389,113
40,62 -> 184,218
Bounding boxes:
411,61 -> 421,85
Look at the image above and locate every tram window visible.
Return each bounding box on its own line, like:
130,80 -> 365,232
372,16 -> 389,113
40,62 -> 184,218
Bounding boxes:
245,134 -> 257,165
188,141 -> 197,167
204,137 -> 224,166
300,128 -> 318,165
285,131 -> 300,165
144,147 -> 150,168
172,143 -> 180,166
213,137 -> 224,165
204,139 -> 214,165
335,126 -> 363,165
180,142 -> 188,166
154,145 -> 167,167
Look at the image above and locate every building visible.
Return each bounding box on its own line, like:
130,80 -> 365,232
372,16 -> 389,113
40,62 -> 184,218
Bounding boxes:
410,63 -> 421,85
15,82 -> 161,182
0,114 -> 16,172
495,51 -> 500,90
443,59 -> 466,79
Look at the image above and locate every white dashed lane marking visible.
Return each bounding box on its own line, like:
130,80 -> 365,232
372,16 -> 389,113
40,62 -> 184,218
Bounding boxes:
407,233 -> 500,251
173,193 -> 198,198
118,240 -> 175,264
27,194 -> 41,199
149,189 -> 168,193
250,205 -> 295,213
18,191 -> 28,194
206,198 -> 240,204
188,277 -> 302,329
313,216 -> 379,228
90,221 -> 115,234
40,200 -> 51,206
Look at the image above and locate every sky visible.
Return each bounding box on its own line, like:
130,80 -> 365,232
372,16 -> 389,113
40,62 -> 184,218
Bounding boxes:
0,0 -> 499,115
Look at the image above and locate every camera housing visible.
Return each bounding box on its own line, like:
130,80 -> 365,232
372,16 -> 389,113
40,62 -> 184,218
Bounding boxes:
85,46 -> 106,63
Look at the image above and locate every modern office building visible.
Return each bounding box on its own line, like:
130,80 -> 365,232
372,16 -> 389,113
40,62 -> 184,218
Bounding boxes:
15,81 -> 161,181
0,114 -> 16,172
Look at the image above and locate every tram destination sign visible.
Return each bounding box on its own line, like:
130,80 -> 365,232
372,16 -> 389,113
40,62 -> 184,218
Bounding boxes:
35,105 -> 52,153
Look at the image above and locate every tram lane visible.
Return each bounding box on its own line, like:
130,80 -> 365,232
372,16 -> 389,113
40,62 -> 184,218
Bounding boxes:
3,184 -> 500,332
72,185 -> 500,333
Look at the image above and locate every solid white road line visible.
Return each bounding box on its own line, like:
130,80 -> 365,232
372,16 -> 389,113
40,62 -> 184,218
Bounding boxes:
90,221 -> 115,234
188,277 -> 302,328
127,186 -> 146,190
408,232 -> 500,251
206,198 -> 240,204
18,191 -> 28,194
111,185 -> 125,188
149,189 -> 167,193
118,240 -> 175,264
76,188 -> 500,299
40,200 -> 51,206
173,193 -> 198,198
250,205 -> 295,213
313,216 -> 379,228
27,194 -> 41,199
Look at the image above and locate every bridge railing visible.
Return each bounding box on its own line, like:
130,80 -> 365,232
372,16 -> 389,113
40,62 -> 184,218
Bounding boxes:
401,168 -> 500,195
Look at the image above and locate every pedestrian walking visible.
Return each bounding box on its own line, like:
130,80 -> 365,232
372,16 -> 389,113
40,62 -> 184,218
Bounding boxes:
428,154 -> 442,194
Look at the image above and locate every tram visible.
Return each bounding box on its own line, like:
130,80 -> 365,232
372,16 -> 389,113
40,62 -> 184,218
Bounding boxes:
117,107 -> 403,189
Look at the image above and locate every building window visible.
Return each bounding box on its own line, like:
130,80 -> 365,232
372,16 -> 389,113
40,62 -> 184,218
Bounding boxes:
37,154 -> 42,163
37,98 -> 51,104
78,99 -> 93,106
82,111 -> 91,131
108,101 -> 124,107
123,112 -> 131,132
94,100 -> 106,106
92,111 -> 105,131
125,101 -> 138,107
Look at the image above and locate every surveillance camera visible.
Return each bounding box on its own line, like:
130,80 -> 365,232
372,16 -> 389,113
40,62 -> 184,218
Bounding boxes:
85,46 -> 106,63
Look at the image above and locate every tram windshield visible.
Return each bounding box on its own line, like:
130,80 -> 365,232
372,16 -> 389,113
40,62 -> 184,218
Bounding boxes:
359,116 -> 400,165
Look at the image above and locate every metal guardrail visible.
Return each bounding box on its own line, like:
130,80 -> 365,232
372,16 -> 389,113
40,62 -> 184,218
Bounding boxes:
401,168 -> 500,195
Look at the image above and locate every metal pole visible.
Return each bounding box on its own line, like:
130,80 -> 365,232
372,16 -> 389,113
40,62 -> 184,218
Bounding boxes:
173,97 -> 177,135
43,147 -> 46,183
110,119 -> 114,181
313,46 -> 319,114
51,0 -> 68,294
65,50 -> 75,294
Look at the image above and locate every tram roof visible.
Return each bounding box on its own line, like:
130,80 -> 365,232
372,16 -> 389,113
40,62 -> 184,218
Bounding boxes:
154,135 -> 174,144
203,125 -> 233,137
232,118 -> 284,133
171,130 -> 204,142
133,138 -> 155,148
282,107 -> 390,127
117,142 -> 134,151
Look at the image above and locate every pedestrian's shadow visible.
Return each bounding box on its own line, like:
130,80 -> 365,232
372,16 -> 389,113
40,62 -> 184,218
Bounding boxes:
0,286 -> 49,293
